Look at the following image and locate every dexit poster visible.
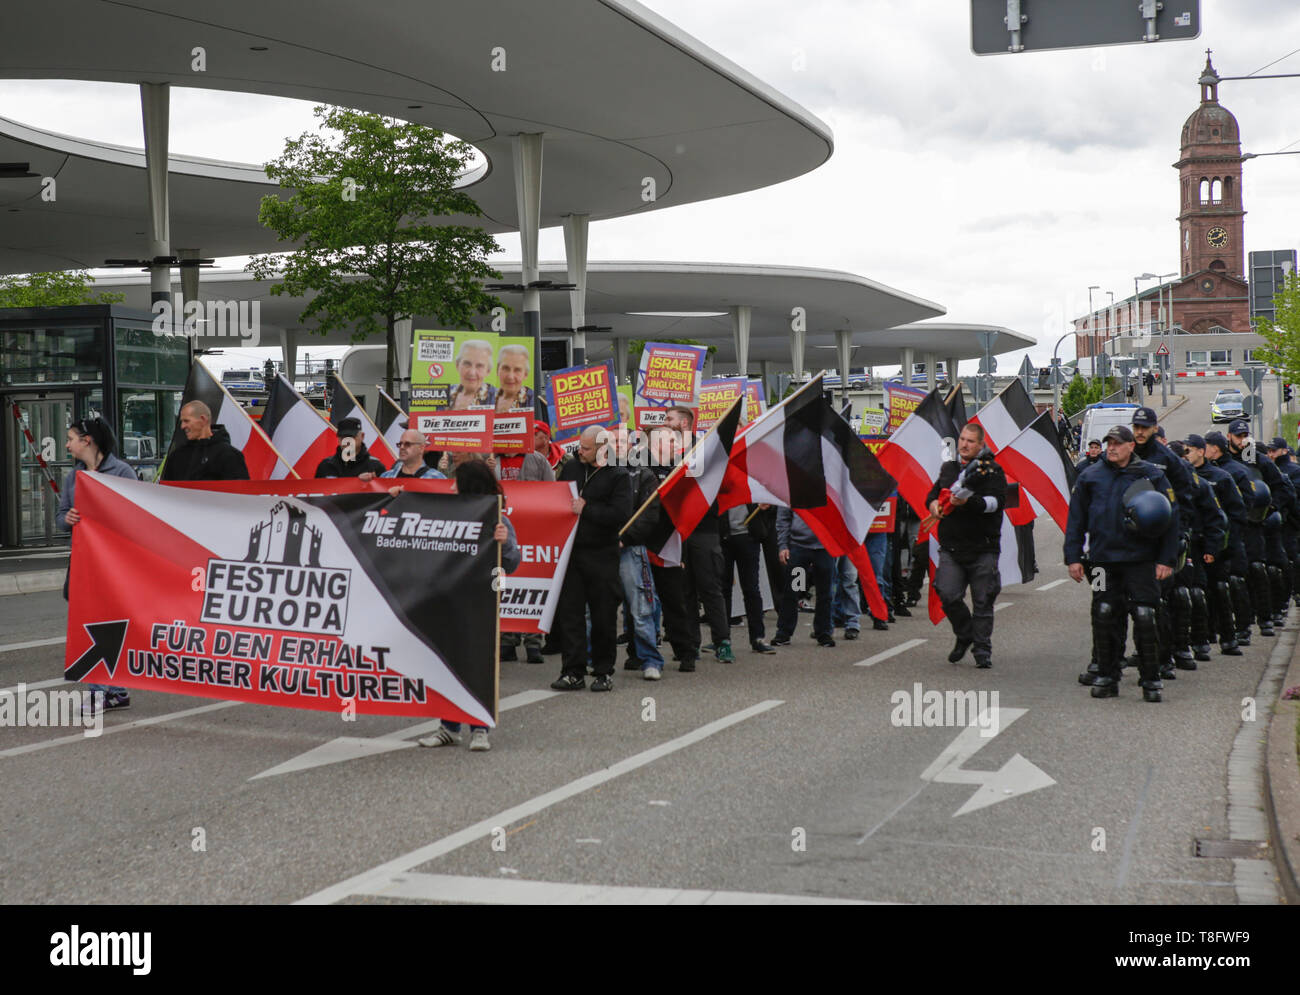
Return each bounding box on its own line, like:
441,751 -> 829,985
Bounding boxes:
545,360 -> 620,442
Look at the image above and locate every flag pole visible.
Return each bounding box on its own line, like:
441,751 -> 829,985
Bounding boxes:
198,359 -> 301,480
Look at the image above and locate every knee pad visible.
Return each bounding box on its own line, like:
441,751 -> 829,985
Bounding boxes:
1093,599 -> 1117,625
1132,603 -> 1158,639
1171,585 -> 1192,617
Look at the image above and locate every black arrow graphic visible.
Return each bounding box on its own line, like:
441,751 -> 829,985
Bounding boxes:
65,621 -> 130,682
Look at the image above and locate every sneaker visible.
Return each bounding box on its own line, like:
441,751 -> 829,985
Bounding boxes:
643,666 -> 662,681
623,657 -> 641,671
770,636 -> 791,647
104,691 -> 131,710
974,655 -> 992,669
893,604 -> 912,618
469,729 -> 491,751
550,674 -> 585,691
526,647 -> 544,664
81,691 -> 105,717
872,619 -> 889,632
817,635 -> 836,648
418,726 -> 460,748
715,641 -> 735,663
679,657 -> 697,673
844,628 -> 860,641
590,674 -> 613,692
750,641 -> 777,654
700,643 -> 716,655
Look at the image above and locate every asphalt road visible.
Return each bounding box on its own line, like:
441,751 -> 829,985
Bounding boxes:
0,386 -> 1283,904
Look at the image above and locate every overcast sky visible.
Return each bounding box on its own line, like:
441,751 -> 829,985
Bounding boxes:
1,0 -> 1297,376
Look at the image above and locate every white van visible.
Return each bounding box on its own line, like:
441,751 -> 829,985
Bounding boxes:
1078,403 -> 1139,447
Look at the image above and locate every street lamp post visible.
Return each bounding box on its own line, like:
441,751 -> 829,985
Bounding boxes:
1153,271 -> 1177,406
1051,330 -> 1073,421
1088,285 -> 1100,383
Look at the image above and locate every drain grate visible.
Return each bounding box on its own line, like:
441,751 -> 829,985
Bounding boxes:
1195,839 -> 1270,859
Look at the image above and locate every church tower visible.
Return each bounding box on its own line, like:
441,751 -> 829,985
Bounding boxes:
1175,51 -> 1246,278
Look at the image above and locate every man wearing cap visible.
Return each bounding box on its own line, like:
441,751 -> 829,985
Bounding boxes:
1266,437 -> 1300,609
1206,429 -> 1271,640
315,417 -> 387,479
1075,439 -> 1103,474
1185,434 -> 1247,656
1065,424 -> 1179,702
1227,419 -> 1296,627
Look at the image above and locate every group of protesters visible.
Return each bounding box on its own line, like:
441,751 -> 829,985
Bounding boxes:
59,397 -> 924,750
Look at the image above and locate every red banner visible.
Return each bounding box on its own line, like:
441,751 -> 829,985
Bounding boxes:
869,496 -> 897,533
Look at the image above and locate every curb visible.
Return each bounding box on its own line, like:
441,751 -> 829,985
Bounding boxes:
1266,627 -> 1300,905
0,569 -> 66,597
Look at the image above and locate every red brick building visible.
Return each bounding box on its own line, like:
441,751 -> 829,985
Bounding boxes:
1076,53 -> 1251,355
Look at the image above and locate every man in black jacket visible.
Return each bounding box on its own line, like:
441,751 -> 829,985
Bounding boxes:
925,422 -> 1007,669
315,417 -> 387,479
1066,425 -> 1180,702
1075,439 -> 1102,473
161,401 -> 249,481
551,425 -> 631,692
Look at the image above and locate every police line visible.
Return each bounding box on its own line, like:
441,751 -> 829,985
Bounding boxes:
64,475 -> 580,725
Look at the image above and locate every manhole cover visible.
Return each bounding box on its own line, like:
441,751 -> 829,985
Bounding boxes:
1195,839 -> 1269,859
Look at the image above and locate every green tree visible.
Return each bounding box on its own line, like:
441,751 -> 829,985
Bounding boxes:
248,105 -> 503,395
1254,271 -> 1300,381
1061,374 -> 1117,417
0,270 -> 124,307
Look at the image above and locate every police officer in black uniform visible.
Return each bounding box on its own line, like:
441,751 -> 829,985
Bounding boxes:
1206,429 -> 1272,639
1183,434 -> 1246,656
1066,425 -> 1180,703
1131,408 -> 1218,680
1227,419 -> 1296,629
1167,439 -> 1226,665
1266,437 -> 1300,609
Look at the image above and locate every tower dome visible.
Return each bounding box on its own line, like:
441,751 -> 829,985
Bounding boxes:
1180,51 -> 1240,151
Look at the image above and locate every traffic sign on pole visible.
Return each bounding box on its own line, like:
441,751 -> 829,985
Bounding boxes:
970,0 -> 1200,55
1018,355 -> 1035,394
1241,367 -> 1266,393
1155,342 -> 1170,357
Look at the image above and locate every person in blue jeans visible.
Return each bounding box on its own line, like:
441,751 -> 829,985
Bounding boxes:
864,531 -> 892,631
830,555 -> 862,640
616,428 -> 667,679
416,458 -> 519,752
58,417 -> 138,714
773,508 -> 835,647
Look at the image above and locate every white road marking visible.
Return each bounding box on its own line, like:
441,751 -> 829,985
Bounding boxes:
295,699 -> 785,905
0,637 -> 65,655
920,707 -> 1055,816
854,638 -> 927,667
250,688 -> 561,780
993,602 -> 1013,611
0,677 -> 67,696
1035,579 -> 1068,592
0,701 -> 239,759
366,872 -> 879,905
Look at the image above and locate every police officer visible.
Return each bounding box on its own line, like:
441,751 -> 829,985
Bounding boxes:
1266,437 -> 1300,609
1131,408 -> 1217,680
1183,434 -> 1246,656
1206,429 -> 1272,639
1075,439 -> 1103,474
1167,439 -> 1226,665
1066,425 -> 1180,703
1226,419 -> 1296,628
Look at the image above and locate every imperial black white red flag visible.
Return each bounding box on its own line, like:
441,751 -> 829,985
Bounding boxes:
375,387 -> 409,457
260,374 -> 337,480
329,374 -> 396,467
878,388 -> 956,518
970,379 -> 1038,454
637,395 -> 744,566
995,412 -> 1077,531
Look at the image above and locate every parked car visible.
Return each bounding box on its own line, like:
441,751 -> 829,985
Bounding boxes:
1210,388 -> 1245,424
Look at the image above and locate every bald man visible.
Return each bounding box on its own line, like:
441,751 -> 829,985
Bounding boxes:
161,400 -> 249,481
551,425 -> 631,692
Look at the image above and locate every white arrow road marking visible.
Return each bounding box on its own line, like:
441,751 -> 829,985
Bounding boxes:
249,688 -> 560,780
920,707 -> 1055,817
